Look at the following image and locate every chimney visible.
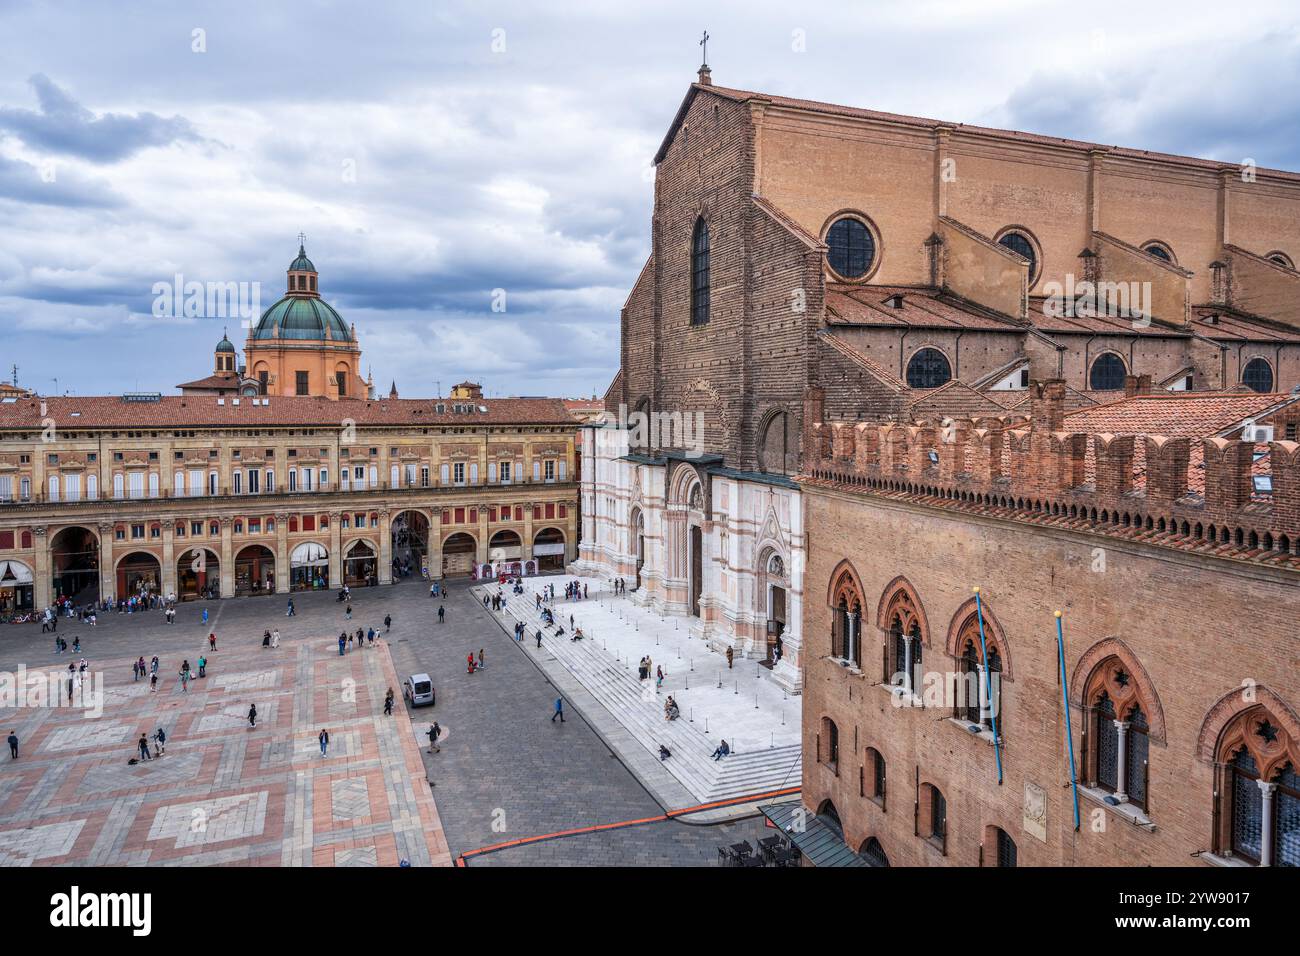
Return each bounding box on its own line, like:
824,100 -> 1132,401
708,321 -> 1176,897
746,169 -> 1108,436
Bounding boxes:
697,64 -> 712,86
1030,379 -> 1066,433
1123,374 -> 1153,398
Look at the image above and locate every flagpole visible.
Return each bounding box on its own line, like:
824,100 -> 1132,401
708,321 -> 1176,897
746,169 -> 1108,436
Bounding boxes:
1056,610 -> 1081,832
972,587 -> 1003,785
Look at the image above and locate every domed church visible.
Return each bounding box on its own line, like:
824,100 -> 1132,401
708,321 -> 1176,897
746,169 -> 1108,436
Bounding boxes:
242,241 -> 368,400
179,241 -> 371,400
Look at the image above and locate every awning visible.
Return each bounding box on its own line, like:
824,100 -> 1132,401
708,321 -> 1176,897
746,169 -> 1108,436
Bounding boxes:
0,560 -> 33,587
760,801 -> 869,868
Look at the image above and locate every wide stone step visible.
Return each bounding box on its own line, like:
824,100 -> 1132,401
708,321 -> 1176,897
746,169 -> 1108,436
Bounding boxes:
485,589 -> 801,802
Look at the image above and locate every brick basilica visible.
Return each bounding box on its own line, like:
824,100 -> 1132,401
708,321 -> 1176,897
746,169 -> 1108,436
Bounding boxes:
579,64 -> 1300,866
0,245 -> 580,611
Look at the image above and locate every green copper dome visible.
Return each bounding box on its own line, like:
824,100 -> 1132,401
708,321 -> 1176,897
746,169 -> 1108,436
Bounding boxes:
215,331 -> 236,353
253,296 -> 351,341
289,243 -> 316,273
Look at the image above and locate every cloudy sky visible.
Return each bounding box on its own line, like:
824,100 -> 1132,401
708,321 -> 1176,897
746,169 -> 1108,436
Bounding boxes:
1,0 -> 1297,399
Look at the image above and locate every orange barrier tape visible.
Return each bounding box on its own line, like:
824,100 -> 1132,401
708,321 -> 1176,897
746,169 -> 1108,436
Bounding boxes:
456,785 -> 801,865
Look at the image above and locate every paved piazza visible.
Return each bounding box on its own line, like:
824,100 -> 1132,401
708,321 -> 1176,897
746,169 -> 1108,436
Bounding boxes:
0,587 -> 450,867
0,579 -> 778,866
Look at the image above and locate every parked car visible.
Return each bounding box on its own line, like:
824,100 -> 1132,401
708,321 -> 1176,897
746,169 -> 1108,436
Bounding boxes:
403,673 -> 435,707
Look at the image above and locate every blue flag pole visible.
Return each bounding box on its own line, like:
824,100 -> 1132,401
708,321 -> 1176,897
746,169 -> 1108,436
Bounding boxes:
973,587 -> 1003,786
1056,611 -> 1081,832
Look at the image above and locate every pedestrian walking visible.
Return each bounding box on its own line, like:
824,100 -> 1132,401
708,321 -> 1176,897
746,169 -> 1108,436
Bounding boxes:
726,645 -> 734,670
197,655 -> 207,678
201,608 -> 209,626
478,648 -> 485,670
133,659 -> 141,681
151,655 -> 159,674
338,634 -> 346,656
437,604 -> 445,623
345,604 -> 353,621
535,629 -> 543,649
138,734 -> 152,761
384,614 -> 392,633
271,629 -> 280,648
208,632 -> 217,651
427,722 -> 441,753
384,689 -> 394,716
551,697 -> 565,722
319,729 -> 329,756
287,598 -> 296,617
248,704 -> 257,727
7,731 -> 16,759
150,672 -> 158,693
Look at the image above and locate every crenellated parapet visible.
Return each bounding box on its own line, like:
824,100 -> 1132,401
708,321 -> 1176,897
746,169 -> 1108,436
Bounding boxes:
804,407 -> 1300,568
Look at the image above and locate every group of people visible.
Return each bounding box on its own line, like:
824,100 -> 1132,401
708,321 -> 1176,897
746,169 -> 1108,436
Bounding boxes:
51,635 -> 82,654
637,655 -> 665,689
466,648 -> 487,673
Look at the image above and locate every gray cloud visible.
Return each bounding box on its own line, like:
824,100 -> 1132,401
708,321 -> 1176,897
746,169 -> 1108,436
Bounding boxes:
0,0 -> 1298,399
0,74 -> 206,162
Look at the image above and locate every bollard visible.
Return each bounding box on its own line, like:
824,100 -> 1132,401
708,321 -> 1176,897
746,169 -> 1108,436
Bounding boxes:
734,680 -> 738,696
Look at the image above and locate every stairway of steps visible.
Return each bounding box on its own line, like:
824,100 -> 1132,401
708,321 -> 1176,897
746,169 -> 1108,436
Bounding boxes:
481,587 -> 802,803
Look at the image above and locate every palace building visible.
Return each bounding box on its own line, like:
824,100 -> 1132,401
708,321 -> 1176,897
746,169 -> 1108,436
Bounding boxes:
580,65 -> 1300,864
0,245 -> 580,611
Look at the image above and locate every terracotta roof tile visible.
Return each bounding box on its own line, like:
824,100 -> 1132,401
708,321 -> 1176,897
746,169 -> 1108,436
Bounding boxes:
0,394 -> 576,430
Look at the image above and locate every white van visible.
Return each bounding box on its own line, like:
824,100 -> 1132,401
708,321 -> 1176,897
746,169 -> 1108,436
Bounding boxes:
403,673 -> 435,707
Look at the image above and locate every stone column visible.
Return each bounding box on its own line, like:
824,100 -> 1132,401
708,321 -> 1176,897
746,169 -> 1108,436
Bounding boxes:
328,512 -> 342,589
275,512 -> 290,593
378,509 -> 393,585
161,520 -> 177,598
522,502 -> 534,561
32,526 -> 51,609
1259,781 -> 1277,867
475,505 -> 489,566
1113,721 -> 1130,802
428,508 -> 443,579
97,521 -> 114,604
902,636 -> 914,694
219,517 -> 234,599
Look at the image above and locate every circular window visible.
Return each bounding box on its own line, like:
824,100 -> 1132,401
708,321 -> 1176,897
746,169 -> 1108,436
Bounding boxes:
997,229 -> 1039,285
826,216 -> 877,280
1142,242 -> 1175,264
1089,353 -> 1127,391
1242,358 -> 1274,393
906,348 -> 952,389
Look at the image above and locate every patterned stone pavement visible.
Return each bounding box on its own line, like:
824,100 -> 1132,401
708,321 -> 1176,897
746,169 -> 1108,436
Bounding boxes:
0,580 -> 791,866
0,589 -> 450,866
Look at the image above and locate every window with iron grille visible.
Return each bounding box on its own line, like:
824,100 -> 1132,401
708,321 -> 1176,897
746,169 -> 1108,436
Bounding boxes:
998,230 -> 1038,283
826,217 -> 875,279
1127,706 -> 1150,810
906,348 -> 952,389
930,788 -> 946,844
1095,693 -> 1120,793
1242,358 -> 1274,393
995,827 -> 1017,867
1231,749 -> 1263,862
1090,353 -> 1127,391
690,218 -> 710,326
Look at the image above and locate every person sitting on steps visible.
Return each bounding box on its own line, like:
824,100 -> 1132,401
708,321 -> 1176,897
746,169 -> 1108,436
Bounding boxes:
711,739 -> 730,761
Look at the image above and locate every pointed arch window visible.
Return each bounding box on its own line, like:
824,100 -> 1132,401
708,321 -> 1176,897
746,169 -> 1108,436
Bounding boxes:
690,217 -> 710,326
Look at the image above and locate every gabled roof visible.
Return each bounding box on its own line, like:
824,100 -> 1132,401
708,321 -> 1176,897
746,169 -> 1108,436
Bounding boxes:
817,331 -> 905,392
826,284 -> 1023,332
1063,391 -> 1298,438
1190,308 -> 1300,344
670,82 -> 1300,181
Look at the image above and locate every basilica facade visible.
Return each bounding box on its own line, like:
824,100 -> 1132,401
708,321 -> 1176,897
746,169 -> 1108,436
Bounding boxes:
580,66 -> 1300,865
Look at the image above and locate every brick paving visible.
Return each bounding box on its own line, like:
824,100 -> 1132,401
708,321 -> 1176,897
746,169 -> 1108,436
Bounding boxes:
0,580 -> 794,866
0,586 -> 449,866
